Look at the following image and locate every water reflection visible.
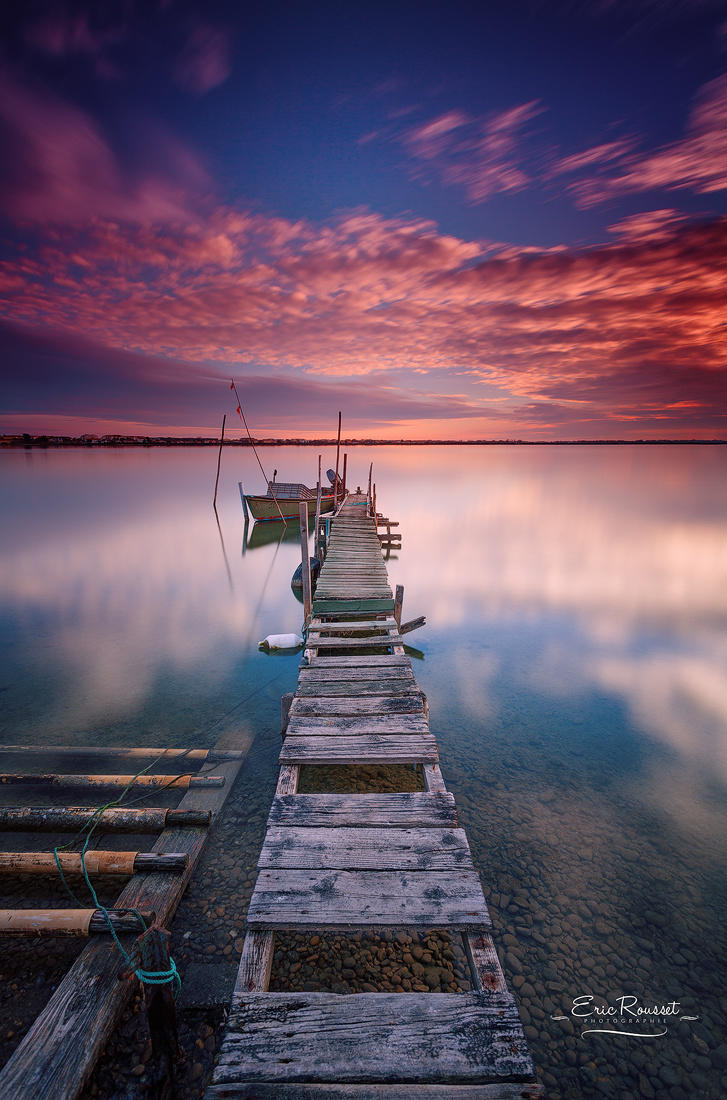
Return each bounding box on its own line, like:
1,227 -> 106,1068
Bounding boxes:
1,443 -> 726,1095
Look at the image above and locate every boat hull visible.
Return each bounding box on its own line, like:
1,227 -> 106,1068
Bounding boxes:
246,495 -> 335,522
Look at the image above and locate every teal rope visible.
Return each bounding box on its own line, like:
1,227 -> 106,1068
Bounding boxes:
53,757 -> 182,995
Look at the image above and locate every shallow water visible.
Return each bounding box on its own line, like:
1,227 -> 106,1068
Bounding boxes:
1,443 -> 726,1097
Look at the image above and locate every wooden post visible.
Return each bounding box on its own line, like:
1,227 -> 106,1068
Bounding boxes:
281,693 -> 294,739
213,414 -> 226,507
298,503 -> 312,626
333,411 -> 342,510
342,453 -> 348,499
394,584 -> 404,629
373,481 -> 377,520
313,454 -> 322,562
238,481 -> 249,521
367,462 -> 373,514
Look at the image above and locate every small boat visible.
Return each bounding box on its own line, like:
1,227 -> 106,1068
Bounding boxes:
244,471 -> 340,523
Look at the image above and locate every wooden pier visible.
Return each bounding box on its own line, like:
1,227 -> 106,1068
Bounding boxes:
0,741 -> 247,1099
210,494 -> 540,1097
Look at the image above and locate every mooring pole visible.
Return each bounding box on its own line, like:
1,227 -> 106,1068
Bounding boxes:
313,454 -> 323,563
333,411 -> 342,511
213,414 -> 226,507
299,503 -> 312,626
342,452 -> 348,500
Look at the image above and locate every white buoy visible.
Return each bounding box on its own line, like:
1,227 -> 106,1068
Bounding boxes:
258,633 -> 304,651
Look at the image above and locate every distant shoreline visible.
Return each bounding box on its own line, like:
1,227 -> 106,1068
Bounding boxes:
1,435 -> 724,448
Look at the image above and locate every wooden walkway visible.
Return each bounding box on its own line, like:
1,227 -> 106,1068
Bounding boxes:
210,495 -> 540,1097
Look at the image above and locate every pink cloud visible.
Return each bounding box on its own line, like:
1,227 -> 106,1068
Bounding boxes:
174,24 -> 232,94
402,101 -> 542,204
607,209 -> 687,241
558,74 -> 727,206
0,71 -> 211,224
1,200 -> 725,438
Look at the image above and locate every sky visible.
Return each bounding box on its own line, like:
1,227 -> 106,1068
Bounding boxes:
1,0 -> 726,440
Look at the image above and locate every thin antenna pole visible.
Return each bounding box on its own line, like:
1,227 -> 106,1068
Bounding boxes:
230,379 -> 286,526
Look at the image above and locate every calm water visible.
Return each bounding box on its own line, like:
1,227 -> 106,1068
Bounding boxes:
1,444 -> 726,1097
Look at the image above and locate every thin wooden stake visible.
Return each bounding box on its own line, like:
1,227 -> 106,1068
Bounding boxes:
238,481 -> 249,521
333,411 -> 342,510
342,452 -> 347,499
213,414 -> 226,507
313,455 -> 322,562
299,503 -> 312,626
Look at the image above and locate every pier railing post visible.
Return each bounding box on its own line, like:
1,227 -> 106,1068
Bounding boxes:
298,503 -> 312,626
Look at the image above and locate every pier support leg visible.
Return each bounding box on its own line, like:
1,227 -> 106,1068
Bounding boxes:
394,584 -> 404,629
281,693 -> 294,739
298,503 -> 312,627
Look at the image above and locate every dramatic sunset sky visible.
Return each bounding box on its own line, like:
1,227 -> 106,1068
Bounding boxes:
1,0 -> 726,439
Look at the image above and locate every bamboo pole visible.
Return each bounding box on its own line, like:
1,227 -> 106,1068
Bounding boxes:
0,909 -> 153,936
213,414 -> 226,507
0,851 -> 188,876
0,746 -> 244,762
298,503 -> 312,626
0,807 -> 211,832
333,411 -> 342,510
0,773 -> 225,789
231,379 -> 286,525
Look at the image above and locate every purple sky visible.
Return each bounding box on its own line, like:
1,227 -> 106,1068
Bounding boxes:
1,1 -> 726,438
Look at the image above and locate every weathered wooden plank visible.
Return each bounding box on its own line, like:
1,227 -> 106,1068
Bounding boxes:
313,600 -> 395,614
259,827 -> 473,871
208,1084 -> 543,1099
423,764 -> 447,793
315,593 -> 393,601
308,621 -> 396,632
279,735 -> 438,764
296,679 -> 416,697
465,933 -> 508,994
276,764 -> 299,796
247,870 -> 489,929
212,993 -> 528,1083
0,752 -> 246,1100
267,793 -> 457,828
286,715 -> 430,736
290,695 -> 425,717
301,657 -> 411,669
299,670 -> 414,684
233,931 -> 274,996
306,637 -> 403,650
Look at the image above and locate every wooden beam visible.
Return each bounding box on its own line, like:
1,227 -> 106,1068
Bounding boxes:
0,753 -> 245,1100
0,851 -> 188,876
0,807 -> 211,832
